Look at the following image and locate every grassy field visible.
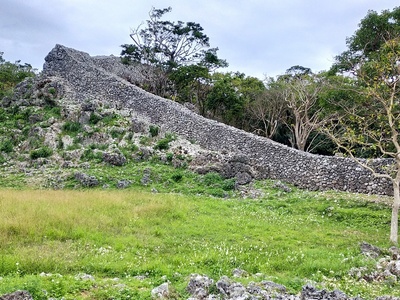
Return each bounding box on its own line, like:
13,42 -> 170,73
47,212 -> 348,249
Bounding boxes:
0,184 -> 397,299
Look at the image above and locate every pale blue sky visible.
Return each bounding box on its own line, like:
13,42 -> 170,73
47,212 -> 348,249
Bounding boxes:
1,0 -> 398,78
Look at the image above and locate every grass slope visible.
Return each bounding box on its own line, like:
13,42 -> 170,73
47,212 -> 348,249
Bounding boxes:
0,185 -> 396,299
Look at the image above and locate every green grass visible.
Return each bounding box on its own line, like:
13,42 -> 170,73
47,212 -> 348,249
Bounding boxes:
0,100 -> 398,298
0,186 -> 396,299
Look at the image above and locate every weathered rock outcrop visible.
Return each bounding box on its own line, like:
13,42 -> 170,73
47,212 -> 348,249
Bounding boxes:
0,291 -> 33,300
42,44 -> 393,195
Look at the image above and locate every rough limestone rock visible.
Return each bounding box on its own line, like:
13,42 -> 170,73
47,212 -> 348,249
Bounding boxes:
141,168 -> 152,185
300,285 -> 352,300
360,241 -> 381,259
151,282 -> 170,299
187,274 -> 214,299
232,268 -> 249,278
74,172 -> 99,187
103,150 -> 127,166
273,180 -> 292,193
116,179 -> 131,189
351,245 -> 400,284
0,291 -> 33,300
183,274 -> 400,300
260,280 -> 287,293
41,44 -> 394,195
216,276 -> 248,299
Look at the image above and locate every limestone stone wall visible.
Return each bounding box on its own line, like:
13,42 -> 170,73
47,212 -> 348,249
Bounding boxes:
43,44 -> 393,195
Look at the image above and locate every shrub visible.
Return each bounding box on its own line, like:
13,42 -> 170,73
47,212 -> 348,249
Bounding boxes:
0,140 -> 13,153
203,172 -> 222,186
30,147 -> 53,159
166,152 -> 174,162
62,121 -> 82,134
89,143 -> 108,150
154,133 -> 176,151
139,136 -> 150,146
154,138 -> 171,150
43,94 -> 57,107
129,143 -> 139,152
82,149 -> 103,162
89,112 -> 102,125
0,54 -> 36,99
110,128 -> 124,139
45,106 -> 61,117
149,125 -> 160,137
48,87 -> 56,95
102,113 -> 119,125
171,172 -> 183,182
222,178 -> 236,191
0,108 -> 6,122
208,188 -> 226,198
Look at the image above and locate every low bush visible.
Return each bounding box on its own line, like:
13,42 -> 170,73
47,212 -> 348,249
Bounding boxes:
154,133 -> 176,151
30,147 -> 53,159
89,112 -> 102,125
81,149 -> 103,162
221,178 -> 236,191
203,172 -> 222,186
62,121 -> 82,134
0,140 -> 13,153
149,125 -> 159,137
154,138 -> 171,150
171,172 -> 183,182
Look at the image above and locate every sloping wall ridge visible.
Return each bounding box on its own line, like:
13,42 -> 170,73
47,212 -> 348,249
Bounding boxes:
43,44 -> 393,195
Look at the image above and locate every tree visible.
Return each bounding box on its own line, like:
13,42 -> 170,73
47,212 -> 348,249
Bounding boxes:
246,78 -> 286,139
121,7 -> 226,72
276,66 -> 329,152
325,9 -> 400,243
206,73 -> 240,125
205,72 -> 265,127
0,52 -> 35,99
121,7 -> 227,99
169,64 -> 211,115
332,7 -> 400,73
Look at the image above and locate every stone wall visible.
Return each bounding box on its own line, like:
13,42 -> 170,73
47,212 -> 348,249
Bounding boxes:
43,44 -> 393,195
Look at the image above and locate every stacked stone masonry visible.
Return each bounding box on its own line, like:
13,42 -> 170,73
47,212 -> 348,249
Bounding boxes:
43,44 -> 393,195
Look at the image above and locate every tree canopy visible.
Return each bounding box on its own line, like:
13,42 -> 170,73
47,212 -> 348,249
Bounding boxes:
332,6 -> 400,73
121,7 -> 227,72
0,52 -> 35,99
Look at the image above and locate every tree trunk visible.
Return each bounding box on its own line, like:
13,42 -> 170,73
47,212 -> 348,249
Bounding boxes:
391,181 -> 400,245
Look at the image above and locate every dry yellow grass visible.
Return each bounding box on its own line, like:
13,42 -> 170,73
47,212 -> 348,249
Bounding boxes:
0,189 -> 183,245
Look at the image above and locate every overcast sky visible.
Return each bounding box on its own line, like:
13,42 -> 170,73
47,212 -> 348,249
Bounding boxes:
1,0 -> 398,79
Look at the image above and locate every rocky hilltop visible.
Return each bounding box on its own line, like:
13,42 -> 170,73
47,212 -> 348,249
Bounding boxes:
0,44 -> 393,194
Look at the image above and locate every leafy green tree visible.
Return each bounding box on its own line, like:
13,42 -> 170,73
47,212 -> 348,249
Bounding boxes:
206,73 -> 240,125
0,52 -> 35,99
121,7 -> 226,72
121,7 -> 227,100
324,14 -> 400,243
205,72 -> 265,127
169,64 -> 211,115
332,6 -> 400,73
